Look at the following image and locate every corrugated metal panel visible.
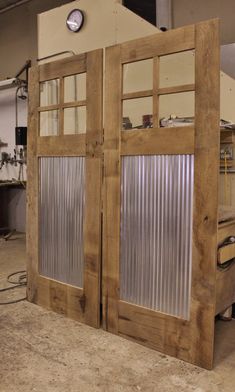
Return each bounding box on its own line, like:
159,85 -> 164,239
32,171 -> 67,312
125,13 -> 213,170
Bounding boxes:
120,155 -> 194,320
39,157 -> 85,288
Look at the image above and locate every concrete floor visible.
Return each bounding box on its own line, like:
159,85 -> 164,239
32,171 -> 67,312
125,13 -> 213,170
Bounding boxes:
0,234 -> 235,392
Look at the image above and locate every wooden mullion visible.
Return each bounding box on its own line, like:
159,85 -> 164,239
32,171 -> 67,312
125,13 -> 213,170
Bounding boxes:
122,89 -> 153,100
153,56 -> 160,127
59,77 -> 64,135
158,83 -> 195,96
38,104 -> 60,112
63,100 -> 87,109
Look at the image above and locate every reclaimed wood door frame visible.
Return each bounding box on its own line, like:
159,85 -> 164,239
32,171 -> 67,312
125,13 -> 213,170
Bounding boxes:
27,49 -> 103,328
103,20 -> 220,369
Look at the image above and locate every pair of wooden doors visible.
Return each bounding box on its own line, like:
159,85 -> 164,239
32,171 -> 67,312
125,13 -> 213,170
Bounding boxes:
27,19 -> 220,369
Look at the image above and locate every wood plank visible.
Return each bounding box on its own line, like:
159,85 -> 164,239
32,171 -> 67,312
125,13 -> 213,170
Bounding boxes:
158,83 -> 195,95
121,24 -> 195,63
191,18 -> 220,369
103,45 -> 122,333
86,49 -> 103,157
216,263 -> 235,314
38,100 -> 87,112
218,243 -> 235,264
153,56 -> 160,127
118,301 -> 191,361
26,66 -> 40,302
37,276 -> 85,322
83,49 -> 103,328
59,77 -> 64,136
37,134 -> 86,156
121,126 -> 195,155
63,100 -> 87,109
122,89 -> 153,100
39,53 -> 87,81
38,104 -> 59,112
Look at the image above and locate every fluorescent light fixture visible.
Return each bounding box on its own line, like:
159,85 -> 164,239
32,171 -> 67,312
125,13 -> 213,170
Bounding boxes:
0,78 -> 21,90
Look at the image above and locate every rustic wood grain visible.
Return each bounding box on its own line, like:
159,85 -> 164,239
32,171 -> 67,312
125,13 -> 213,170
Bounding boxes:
26,66 -> 40,303
121,126 -> 195,155
158,83 -> 195,95
83,49 -> 103,328
103,45 -> 122,333
37,135 -> 86,156
39,53 -> 87,81
190,18 -> 220,369
122,89 -> 153,100
121,24 -> 195,63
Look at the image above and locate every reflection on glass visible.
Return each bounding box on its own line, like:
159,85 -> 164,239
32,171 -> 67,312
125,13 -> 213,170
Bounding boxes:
64,73 -> 86,103
159,92 -> 195,126
64,107 -> 86,134
159,51 -> 195,88
122,97 -> 152,130
40,110 -> 59,136
40,79 -> 59,106
123,59 -> 153,94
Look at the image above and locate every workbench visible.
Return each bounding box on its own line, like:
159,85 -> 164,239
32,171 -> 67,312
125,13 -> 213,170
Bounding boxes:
0,180 -> 26,235
216,209 -> 235,315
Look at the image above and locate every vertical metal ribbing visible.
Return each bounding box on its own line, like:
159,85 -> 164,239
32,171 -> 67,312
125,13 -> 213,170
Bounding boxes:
39,157 -> 85,288
120,155 -> 194,320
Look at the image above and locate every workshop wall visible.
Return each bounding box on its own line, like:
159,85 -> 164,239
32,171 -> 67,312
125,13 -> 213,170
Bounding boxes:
0,88 -> 27,233
0,0 -> 73,80
0,88 -> 27,181
38,0 -> 157,60
172,0 -> 235,45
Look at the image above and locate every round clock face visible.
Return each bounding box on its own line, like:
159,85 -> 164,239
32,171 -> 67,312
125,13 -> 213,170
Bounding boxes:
66,9 -> 84,32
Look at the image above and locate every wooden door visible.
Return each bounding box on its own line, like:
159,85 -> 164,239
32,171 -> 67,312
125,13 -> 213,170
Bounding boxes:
103,20 -> 220,368
27,50 -> 103,328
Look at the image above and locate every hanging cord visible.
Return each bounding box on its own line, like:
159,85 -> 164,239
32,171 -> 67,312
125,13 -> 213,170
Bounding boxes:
0,270 -> 27,305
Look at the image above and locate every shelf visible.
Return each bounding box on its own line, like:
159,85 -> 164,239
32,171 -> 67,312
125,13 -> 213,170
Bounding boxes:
220,129 -> 235,144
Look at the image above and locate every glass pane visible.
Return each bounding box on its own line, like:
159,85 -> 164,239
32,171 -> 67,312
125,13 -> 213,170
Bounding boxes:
64,107 -> 86,134
40,79 -> 59,106
40,110 -> 59,136
123,97 -> 152,130
64,73 -> 86,103
159,51 -> 195,88
123,59 -> 153,94
159,92 -> 194,126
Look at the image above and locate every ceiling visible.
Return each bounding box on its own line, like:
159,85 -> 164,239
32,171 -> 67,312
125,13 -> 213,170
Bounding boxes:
123,0 -> 156,26
0,0 -> 30,11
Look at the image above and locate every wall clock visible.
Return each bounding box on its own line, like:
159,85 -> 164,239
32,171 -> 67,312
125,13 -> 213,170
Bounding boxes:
66,9 -> 84,32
